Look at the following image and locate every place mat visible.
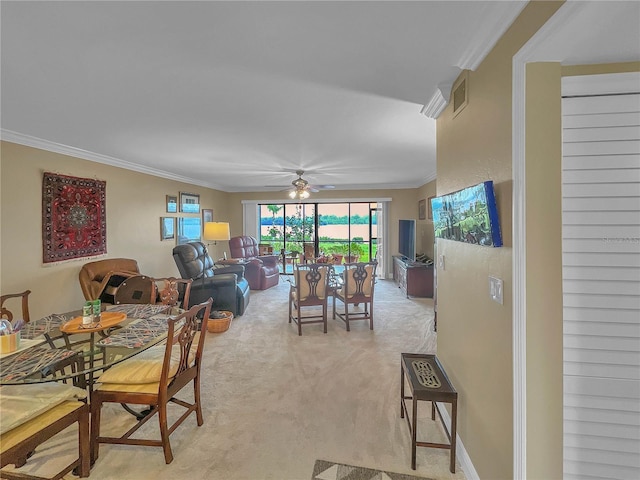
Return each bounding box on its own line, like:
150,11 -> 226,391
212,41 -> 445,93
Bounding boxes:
0,346 -> 77,382
19,312 -> 77,340
106,304 -> 172,319
312,460 -> 434,480
96,316 -> 173,348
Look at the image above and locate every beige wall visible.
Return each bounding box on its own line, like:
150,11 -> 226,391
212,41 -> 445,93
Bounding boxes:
0,141 -> 230,319
525,62 -> 563,479
1,141 -> 423,318
434,2 -> 563,479
417,180 -> 436,259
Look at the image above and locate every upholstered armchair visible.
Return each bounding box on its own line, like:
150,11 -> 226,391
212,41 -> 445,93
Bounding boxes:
79,258 -> 141,303
228,236 -> 280,291
172,242 -> 250,316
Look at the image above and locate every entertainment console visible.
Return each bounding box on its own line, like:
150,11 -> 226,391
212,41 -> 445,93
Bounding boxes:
393,256 -> 434,298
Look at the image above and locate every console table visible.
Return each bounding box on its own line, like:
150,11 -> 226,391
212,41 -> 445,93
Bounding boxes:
400,353 -> 457,472
393,256 -> 434,298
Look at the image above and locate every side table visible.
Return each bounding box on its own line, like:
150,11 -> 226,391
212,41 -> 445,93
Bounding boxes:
400,353 -> 458,472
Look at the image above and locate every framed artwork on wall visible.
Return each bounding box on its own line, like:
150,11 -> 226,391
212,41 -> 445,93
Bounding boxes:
202,208 -> 213,224
179,192 -> 200,213
177,217 -> 202,244
428,196 -> 435,220
418,199 -> 427,220
160,217 -> 175,241
166,195 -> 177,213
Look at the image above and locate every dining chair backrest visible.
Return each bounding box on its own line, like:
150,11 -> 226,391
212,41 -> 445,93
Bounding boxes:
113,275 -> 155,305
342,262 -> 377,299
0,290 -> 31,324
152,277 -> 192,309
293,264 -> 330,302
161,298 -> 212,392
302,243 -> 315,263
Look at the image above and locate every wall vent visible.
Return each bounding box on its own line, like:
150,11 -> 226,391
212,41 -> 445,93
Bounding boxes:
453,72 -> 469,117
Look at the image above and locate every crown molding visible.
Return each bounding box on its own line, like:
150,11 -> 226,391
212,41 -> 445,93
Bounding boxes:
420,82 -> 453,119
457,1 -> 528,71
0,129 -> 222,190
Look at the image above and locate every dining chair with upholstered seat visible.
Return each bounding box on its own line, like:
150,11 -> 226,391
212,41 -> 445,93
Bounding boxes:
0,383 -> 90,479
333,262 -> 377,331
288,263 -> 330,336
90,298 -> 212,464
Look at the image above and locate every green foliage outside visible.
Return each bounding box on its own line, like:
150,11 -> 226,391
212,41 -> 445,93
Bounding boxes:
260,204 -> 376,262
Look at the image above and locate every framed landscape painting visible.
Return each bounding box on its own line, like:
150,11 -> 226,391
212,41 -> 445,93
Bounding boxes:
179,192 -> 200,213
160,217 -> 175,241
177,217 -> 202,244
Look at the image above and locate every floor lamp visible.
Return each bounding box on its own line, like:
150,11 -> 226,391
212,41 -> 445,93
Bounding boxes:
203,222 -> 231,259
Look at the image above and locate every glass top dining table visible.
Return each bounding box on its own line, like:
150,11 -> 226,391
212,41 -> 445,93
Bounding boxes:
0,303 -> 179,387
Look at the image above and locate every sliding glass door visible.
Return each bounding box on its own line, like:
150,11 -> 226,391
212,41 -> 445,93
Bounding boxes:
259,202 -> 378,273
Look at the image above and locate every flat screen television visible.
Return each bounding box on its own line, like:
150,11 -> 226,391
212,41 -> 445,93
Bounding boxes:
431,180 -> 503,247
398,219 -> 416,261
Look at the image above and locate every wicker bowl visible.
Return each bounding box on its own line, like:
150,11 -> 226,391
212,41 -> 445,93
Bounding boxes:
207,311 -> 233,333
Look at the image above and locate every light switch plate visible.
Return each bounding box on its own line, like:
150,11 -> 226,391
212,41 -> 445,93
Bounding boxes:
489,276 -> 503,304
438,255 -> 445,270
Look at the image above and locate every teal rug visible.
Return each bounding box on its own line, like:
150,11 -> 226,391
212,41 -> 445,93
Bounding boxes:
312,460 -> 434,480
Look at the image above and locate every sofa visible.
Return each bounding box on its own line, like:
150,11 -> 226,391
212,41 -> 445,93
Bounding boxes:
228,236 -> 280,290
172,242 -> 250,316
79,258 -> 141,303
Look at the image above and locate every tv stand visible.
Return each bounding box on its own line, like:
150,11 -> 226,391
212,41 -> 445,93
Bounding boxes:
393,255 -> 434,298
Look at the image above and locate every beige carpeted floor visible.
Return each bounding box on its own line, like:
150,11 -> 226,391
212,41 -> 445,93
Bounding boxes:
5,277 -> 467,480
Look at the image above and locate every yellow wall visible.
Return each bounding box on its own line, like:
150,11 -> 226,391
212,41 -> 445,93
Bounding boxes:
1,141 -> 423,318
434,2 -> 563,479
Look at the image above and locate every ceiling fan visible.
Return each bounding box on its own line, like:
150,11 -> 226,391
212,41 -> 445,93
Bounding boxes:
266,170 -> 335,199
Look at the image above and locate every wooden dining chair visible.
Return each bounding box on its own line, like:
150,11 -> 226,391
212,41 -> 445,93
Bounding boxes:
151,277 -> 192,309
113,275 -> 155,305
333,262 -> 377,331
0,383 -> 90,479
90,298 -> 213,464
0,290 -> 31,324
288,263 -> 330,336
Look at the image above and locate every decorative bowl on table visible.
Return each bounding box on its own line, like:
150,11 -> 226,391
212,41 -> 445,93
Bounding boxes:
207,311 -> 233,333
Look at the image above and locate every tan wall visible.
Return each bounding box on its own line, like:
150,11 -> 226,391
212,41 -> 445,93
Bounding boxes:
434,2 -> 563,479
417,180 -> 436,259
1,141 -> 423,317
525,62 -> 563,479
562,61 -> 640,76
0,141 -> 230,319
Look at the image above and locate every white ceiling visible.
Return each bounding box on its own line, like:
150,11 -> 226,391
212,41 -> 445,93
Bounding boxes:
2,1 -> 638,194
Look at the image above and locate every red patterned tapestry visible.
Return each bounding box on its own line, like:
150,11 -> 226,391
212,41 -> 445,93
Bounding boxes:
42,172 -> 107,264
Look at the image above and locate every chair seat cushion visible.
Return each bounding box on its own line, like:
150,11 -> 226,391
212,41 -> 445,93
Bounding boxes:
97,343 -> 196,385
0,383 -> 87,435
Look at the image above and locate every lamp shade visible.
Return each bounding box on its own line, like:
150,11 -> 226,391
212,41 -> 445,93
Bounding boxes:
203,222 -> 230,242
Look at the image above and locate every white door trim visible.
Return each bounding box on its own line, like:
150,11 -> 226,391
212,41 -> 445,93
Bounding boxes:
511,2 -> 586,478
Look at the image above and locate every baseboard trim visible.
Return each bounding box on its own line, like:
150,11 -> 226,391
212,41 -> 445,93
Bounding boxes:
437,402 -> 479,480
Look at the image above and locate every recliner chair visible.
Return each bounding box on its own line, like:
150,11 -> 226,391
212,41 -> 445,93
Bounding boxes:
228,236 -> 280,290
172,242 -> 250,316
79,258 -> 141,304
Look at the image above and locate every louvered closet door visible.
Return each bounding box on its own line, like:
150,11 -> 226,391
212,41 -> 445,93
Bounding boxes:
562,73 -> 640,480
